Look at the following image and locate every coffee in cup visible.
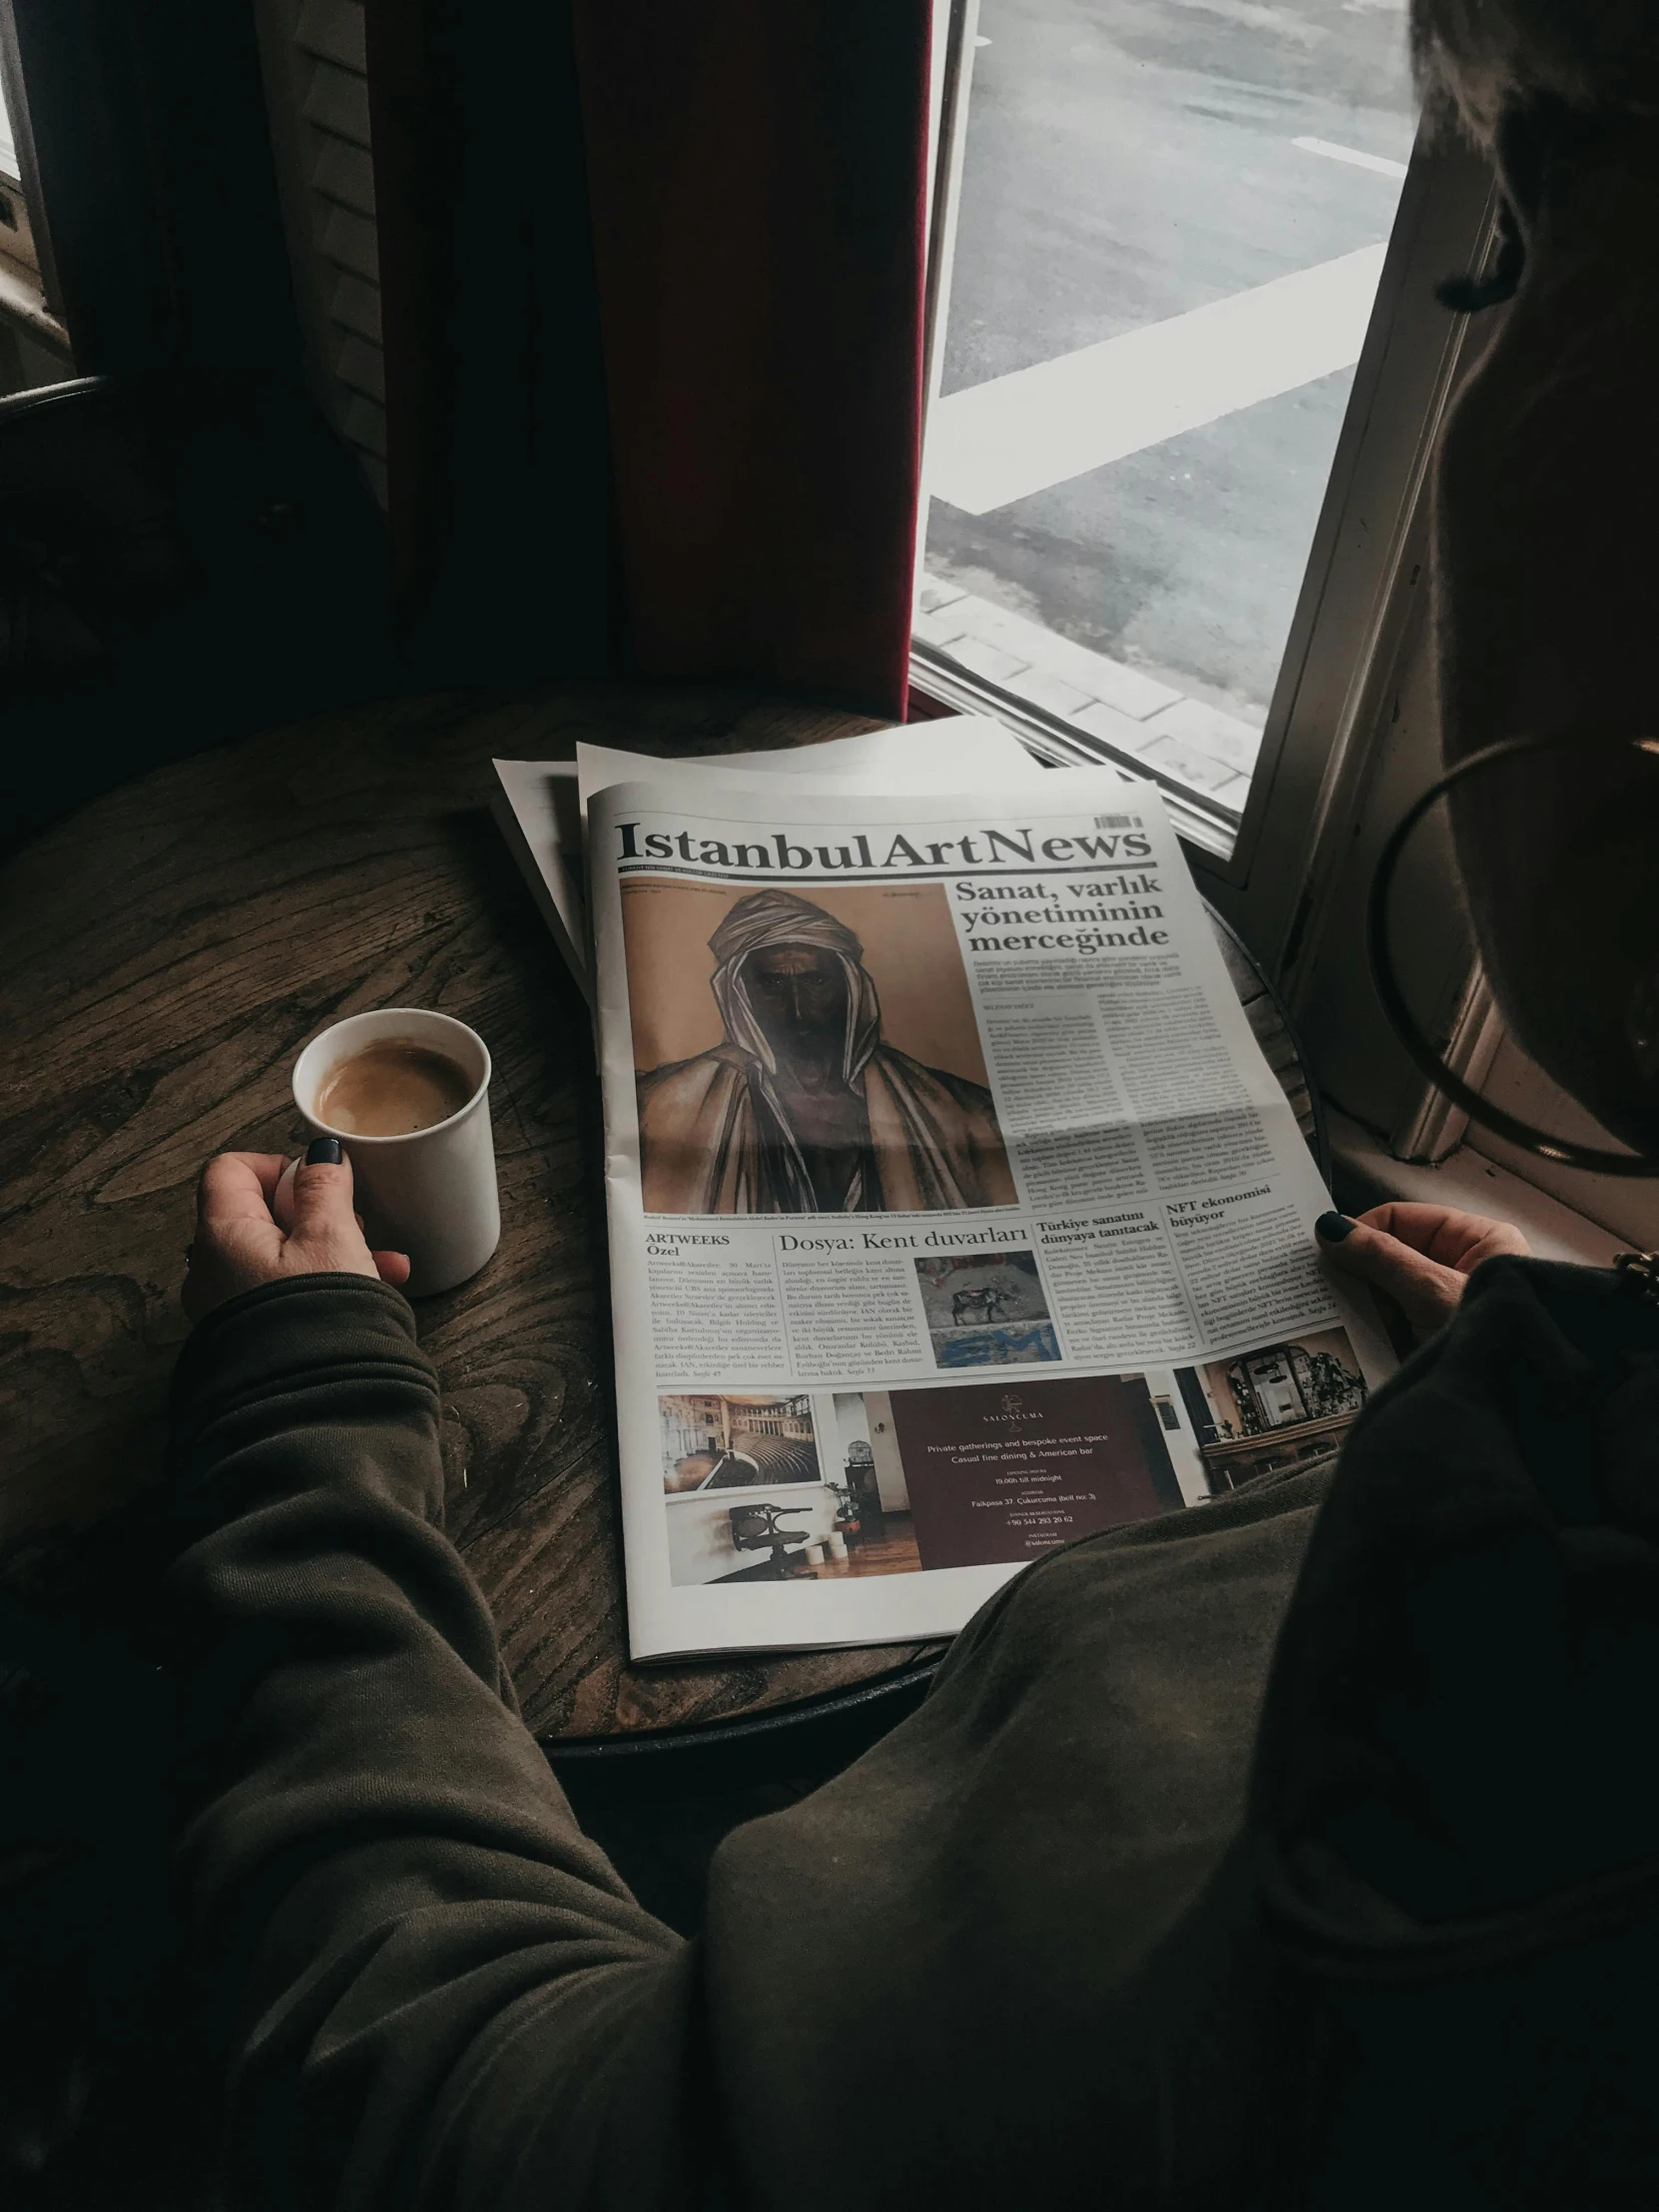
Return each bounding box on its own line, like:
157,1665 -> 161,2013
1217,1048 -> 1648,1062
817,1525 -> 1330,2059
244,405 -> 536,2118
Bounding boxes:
292,1008 -> 500,1295
313,1039 -> 475,1137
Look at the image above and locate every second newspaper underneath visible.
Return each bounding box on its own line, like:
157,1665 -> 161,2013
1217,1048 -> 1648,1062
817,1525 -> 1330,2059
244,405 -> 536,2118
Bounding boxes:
591,764 -> 1390,1660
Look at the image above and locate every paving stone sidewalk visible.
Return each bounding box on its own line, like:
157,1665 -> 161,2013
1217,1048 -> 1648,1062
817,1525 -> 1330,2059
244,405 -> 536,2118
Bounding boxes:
914,574 -> 1263,814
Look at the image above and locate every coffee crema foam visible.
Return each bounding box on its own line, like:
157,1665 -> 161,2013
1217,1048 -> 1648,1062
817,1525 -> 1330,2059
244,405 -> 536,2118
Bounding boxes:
313,1040 -> 475,1137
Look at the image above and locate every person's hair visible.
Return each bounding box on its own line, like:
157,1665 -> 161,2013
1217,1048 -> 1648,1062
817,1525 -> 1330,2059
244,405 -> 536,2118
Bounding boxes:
1412,0 -> 1659,146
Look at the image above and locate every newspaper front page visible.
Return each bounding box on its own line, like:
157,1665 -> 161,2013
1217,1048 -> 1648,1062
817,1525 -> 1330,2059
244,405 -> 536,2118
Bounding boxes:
590,764 -> 1392,1660
491,718 -> 1049,1009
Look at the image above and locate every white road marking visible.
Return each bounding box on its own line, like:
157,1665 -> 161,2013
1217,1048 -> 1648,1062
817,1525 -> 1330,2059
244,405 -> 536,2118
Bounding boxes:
1293,135 -> 1408,179
926,243 -> 1388,514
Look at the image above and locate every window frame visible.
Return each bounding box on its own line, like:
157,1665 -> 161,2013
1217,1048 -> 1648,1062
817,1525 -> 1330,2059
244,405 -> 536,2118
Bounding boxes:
1194,132 -> 1498,956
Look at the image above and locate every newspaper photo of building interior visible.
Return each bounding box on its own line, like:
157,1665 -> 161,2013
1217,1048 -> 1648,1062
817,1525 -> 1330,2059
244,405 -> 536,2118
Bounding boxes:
661,1389 -> 920,1585
660,1391 -> 820,1493
1173,1327 -> 1368,1492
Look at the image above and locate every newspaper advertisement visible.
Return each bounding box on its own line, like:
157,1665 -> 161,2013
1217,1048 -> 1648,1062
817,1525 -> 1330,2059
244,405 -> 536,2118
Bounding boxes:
589,763 -> 1392,1660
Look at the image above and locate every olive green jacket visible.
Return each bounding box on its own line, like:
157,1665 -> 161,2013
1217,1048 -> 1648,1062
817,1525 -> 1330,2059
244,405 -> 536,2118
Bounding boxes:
166,1262 -> 1659,2209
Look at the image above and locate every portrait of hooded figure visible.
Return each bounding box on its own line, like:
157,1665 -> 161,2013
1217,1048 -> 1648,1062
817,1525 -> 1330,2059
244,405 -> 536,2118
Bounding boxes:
636,888 -> 1017,1214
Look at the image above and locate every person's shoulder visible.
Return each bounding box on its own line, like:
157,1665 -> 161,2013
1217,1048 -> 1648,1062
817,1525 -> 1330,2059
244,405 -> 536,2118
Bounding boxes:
638,1045 -> 748,1099
878,1045 -> 994,1113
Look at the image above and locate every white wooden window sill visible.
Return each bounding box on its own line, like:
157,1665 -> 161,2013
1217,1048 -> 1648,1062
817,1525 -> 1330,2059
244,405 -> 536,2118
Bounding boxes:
1330,1108 -> 1627,1270
0,245 -> 67,354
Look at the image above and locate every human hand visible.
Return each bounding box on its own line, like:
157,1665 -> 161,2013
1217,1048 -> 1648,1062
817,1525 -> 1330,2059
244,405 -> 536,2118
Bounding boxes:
183,1142 -> 412,1323
1315,1203 -> 1530,1338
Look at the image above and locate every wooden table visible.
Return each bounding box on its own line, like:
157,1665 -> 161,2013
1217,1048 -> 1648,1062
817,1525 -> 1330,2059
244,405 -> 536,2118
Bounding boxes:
0,681 -> 1320,1749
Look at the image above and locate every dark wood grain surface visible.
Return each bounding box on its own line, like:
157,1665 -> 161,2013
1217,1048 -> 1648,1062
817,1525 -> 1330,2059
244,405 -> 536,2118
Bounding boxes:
0,682 -> 1317,1742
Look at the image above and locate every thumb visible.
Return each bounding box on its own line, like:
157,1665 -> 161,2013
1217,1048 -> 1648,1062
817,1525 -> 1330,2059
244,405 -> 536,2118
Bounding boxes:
286,1136 -> 362,1245
1316,1212 -> 1464,1335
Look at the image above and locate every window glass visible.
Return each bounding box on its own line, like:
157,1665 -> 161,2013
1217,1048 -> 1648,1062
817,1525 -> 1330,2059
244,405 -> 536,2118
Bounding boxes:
918,0 -> 1416,823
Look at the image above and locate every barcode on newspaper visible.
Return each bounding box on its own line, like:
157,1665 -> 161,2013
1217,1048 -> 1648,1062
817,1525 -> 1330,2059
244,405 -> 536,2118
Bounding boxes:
1093,813 -> 1142,830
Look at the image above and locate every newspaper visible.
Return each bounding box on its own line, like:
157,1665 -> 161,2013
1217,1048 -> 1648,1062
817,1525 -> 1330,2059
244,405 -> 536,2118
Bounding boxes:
586,760 -> 1392,1660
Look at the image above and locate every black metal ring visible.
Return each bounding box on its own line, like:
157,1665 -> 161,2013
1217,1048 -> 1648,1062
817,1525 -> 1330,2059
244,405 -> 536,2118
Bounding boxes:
1367,729 -> 1659,1177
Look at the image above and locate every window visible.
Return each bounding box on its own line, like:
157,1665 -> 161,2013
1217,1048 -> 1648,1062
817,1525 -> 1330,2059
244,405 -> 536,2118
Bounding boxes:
0,61 -> 15,187
0,0 -> 70,392
0,19 -> 35,273
918,0 -> 1417,837
914,1 -> 1477,875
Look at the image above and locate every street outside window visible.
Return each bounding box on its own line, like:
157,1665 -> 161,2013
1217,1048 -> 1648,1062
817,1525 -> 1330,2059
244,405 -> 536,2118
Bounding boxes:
918,0 -> 1416,825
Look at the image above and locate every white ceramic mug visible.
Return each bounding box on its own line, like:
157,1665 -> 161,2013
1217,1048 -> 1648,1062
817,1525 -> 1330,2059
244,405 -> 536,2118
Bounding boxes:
291,1008 -> 500,1296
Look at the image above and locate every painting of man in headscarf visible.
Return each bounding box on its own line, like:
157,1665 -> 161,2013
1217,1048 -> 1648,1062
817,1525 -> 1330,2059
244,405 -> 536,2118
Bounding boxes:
631,885 -> 1017,1215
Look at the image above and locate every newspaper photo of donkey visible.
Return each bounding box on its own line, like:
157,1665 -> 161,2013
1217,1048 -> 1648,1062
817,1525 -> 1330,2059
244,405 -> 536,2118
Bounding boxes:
913,1249 -> 1061,1370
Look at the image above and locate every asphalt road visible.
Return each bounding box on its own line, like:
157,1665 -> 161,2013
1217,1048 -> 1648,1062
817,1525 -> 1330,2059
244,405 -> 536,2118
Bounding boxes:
926,0 -> 1418,721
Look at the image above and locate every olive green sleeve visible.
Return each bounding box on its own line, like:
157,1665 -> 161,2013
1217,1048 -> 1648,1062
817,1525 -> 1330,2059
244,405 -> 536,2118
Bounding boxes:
166,1274 -> 724,2212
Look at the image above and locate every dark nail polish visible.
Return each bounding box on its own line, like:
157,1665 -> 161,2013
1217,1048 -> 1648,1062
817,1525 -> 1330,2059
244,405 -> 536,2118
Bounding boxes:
305,1136 -> 342,1167
1315,1211 -> 1355,1242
